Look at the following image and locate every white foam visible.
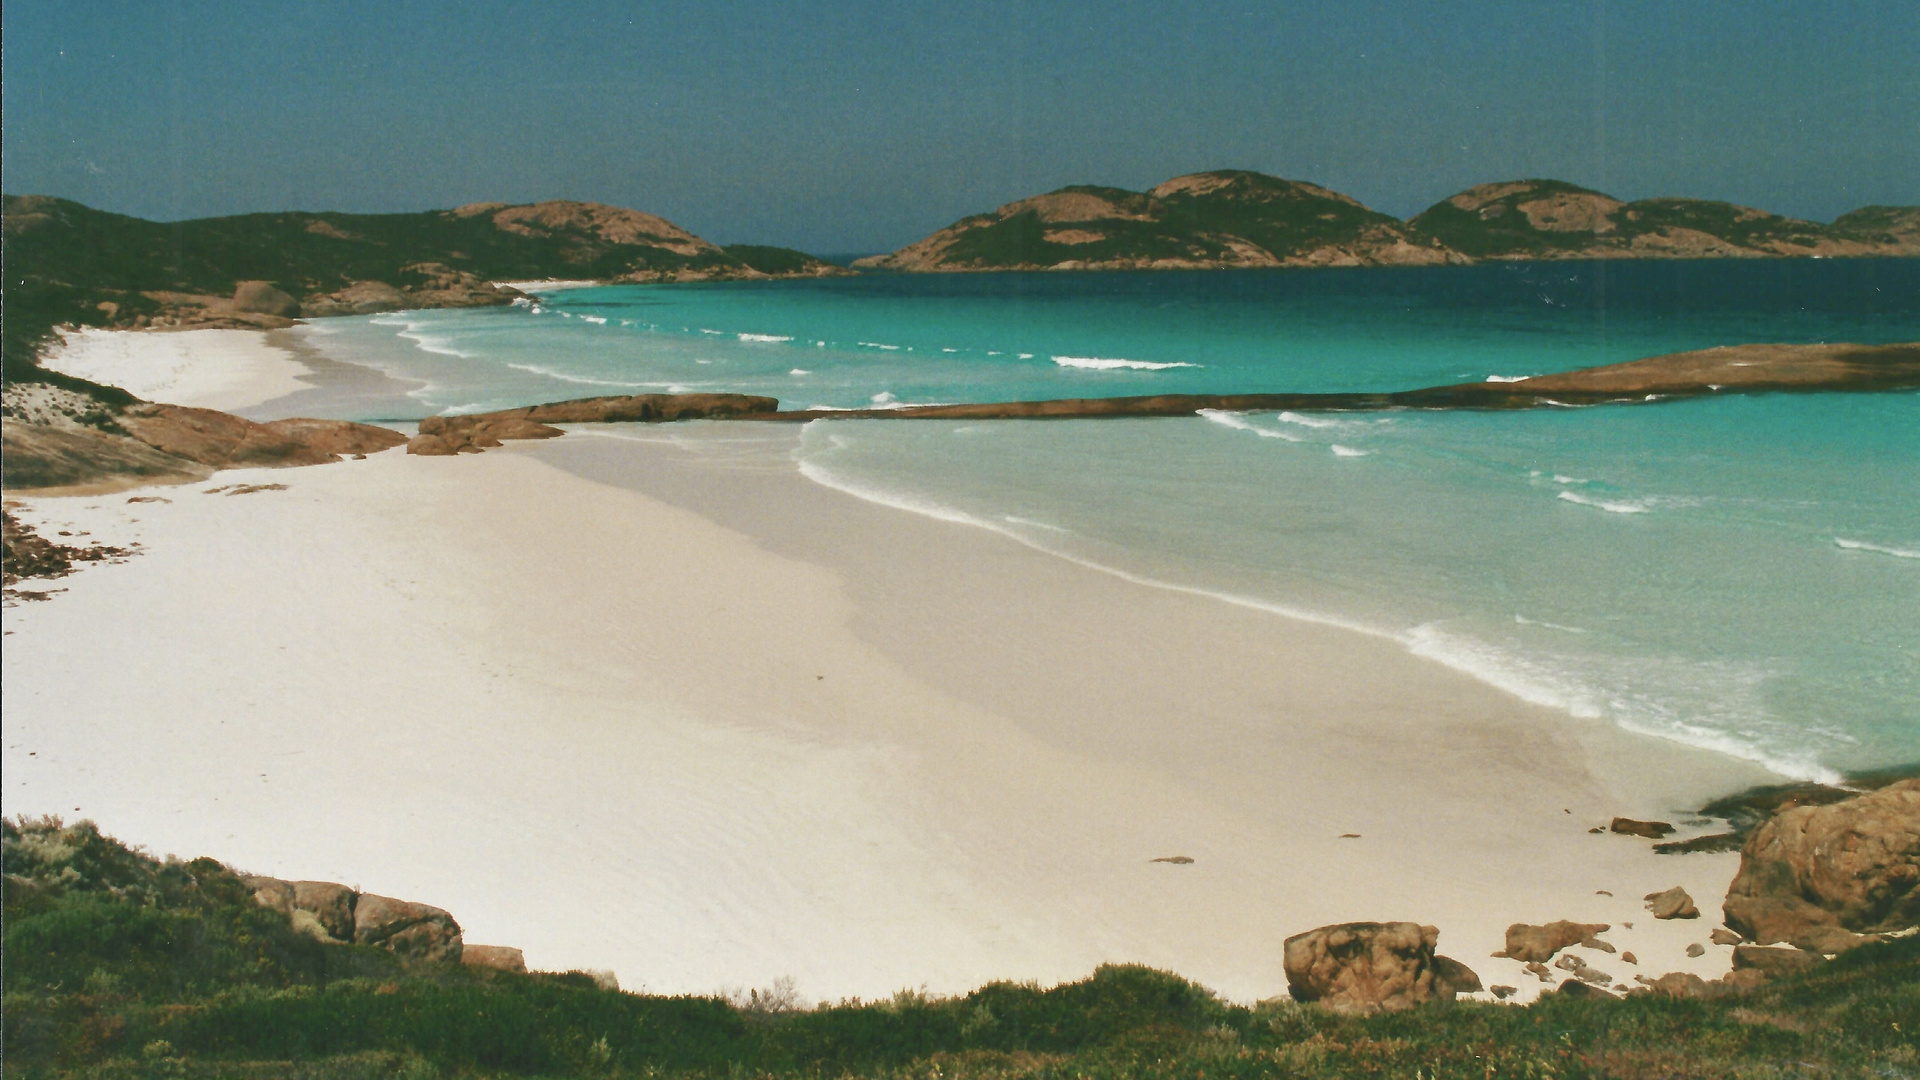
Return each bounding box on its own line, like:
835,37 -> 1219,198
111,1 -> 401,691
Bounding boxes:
1018,353 -> 1034,360
1330,445 -> 1369,457
1002,515 -> 1069,533
1484,375 -> 1531,383
1835,538 -> 1920,560
1051,355 -> 1197,371
1514,614 -> 1588,634
870,392 -> 898,406
504,364 -> 668,389
492,279 -> 599,292
739,333 -> 793,343
1197,410 -> 1302,441
789,369 -> 812,376
580,315 -> 608,325
1275,411 -> 1339,429
858,342 -> 902,351
794,434 -> 1846,785
1551,475 -> 1588,485
1557,491 -> 1651,514
700,329 -> 725,336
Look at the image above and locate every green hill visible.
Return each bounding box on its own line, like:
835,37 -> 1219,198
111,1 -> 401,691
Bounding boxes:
1408,179 -> 1920,260
854,171 -> 1464,272
0,195 -> 841,388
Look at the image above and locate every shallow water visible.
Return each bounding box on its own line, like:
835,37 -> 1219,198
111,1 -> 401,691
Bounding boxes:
302,259 -> 1920,781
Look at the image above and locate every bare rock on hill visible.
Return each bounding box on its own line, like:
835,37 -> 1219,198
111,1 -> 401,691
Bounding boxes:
1494,921 -> 1612,962
1646,886 -> 1700,920
1431,954 -> 1483,996
462,944 -> 528,973
353,893 -> 462,963
243,876 -> 355,943
1722,779 -> 1920,946
232,281 -> 301,317
301,281 -> 407,318
1732,944 -> 1824,976
1611,817 -> 1676,838
1284,922 -> 1468,1013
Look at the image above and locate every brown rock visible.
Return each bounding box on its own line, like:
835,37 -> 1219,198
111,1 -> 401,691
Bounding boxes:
1686,943 -> 1706,958
1791,924 -> 1881,955
353,893 -> 462,963
1621,951 -> 1637,965
495,393 -> 779,425
1557,979 -> 1611,998
258,418 -> 407,456
1523,962 -> 1554,983
1646,886 -> 1700,920
232,281 -> 301,317
1431,955 -> 1482,996
1646,972 -> 1715,999
1722,779 -> 1920,944
290,881 -> 358,942
1719,968 -> 1772,993
408,433 -> 459,456
1493,920 -> 1612,962
1611,817 -> 1677,839
1710,927 -> 1743,946
113,404 -> 335,469
1283,921 -> 1460,1013
301,281 -> 406,318
461,944 -> 527,973
1731,945 -> 1823,976
1489,985 -> 1516,1000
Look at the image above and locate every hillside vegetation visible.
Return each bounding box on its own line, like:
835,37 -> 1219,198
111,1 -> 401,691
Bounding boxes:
6,817 -> 1917,1080
858,171 -> 1920,272
0,195 -> 839,386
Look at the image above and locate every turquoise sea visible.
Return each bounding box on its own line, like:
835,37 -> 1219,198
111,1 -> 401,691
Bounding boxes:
306,259 -> 1920,782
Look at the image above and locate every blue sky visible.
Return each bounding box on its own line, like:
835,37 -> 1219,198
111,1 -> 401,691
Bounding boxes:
4,0 -> 1915,252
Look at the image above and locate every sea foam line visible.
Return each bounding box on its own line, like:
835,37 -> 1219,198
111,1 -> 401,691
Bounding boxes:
1557,491 -> 1651,514
1052,355 -> 1197,371
1835,537 -> 1920,559
792,429 -> 1840,784
1197,409 -> 1302,441
740,333 -> 794,343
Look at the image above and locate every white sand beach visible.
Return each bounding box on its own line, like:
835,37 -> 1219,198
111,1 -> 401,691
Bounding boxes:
39,327 -> 318,413
3,328 -> 1781,1004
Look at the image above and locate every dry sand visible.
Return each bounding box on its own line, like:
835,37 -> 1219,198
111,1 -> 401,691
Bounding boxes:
4,407 -> 1776,1003
39,327 -> 318,412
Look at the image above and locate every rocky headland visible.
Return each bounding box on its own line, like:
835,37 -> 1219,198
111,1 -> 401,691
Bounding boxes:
856,170 -> 1920,273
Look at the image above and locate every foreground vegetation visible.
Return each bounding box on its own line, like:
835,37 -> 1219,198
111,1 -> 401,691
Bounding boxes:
6,818 -> 1916,1079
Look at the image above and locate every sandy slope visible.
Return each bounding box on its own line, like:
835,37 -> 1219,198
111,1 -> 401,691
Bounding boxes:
3,421 -> 1774,1003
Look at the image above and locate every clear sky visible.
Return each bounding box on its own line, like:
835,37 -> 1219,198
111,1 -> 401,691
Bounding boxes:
4,0 -> 1916,253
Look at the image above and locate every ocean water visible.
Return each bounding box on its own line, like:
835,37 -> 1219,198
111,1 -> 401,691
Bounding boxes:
306,259 -> 1920,782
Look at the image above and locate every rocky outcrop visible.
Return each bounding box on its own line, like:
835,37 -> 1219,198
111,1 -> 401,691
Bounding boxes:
462,945 -> 528,973
112,405 -> 406,470
1722,779 -> 1920,950
299,281 -> 408,318
353,893 -> 463,963
1645,886 -> 1699,920
245,876 -> 461,963
1611,817 -> 1675,838
232,281 -> 301,318
1283,922 -> 1477,1013
1492,921 -> 1613,963
408,415 -> 566,456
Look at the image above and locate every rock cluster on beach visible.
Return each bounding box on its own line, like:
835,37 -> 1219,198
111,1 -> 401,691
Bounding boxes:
406,393 -> 782,455
1284,778 -> 1918,1008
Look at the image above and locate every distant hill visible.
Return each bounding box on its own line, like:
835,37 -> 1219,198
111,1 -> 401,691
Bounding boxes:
854,171 -> 1463,272
0,195 -> 843,383
860,172 -> 1920,272
1408,180 -> 1920,260
722,244 -> 854,277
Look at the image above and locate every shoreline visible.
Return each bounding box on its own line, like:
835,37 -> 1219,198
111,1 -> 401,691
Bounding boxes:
2,428 -> 1775,1003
